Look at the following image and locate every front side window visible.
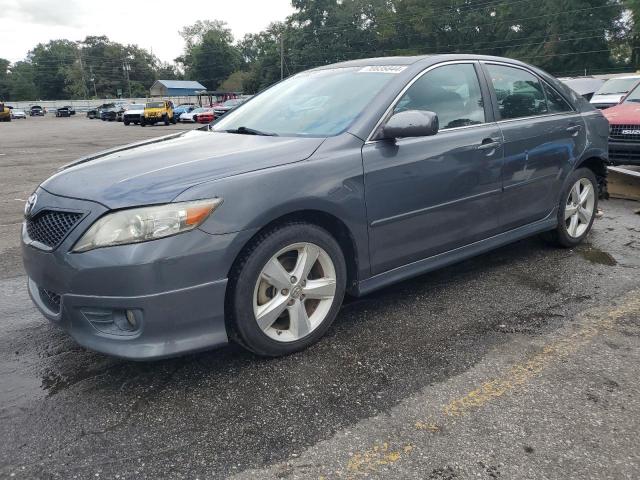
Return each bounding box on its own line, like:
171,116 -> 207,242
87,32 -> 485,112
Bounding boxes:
393,63 -> 486,129
486,64 -> 547,120
543,83 -> 573,113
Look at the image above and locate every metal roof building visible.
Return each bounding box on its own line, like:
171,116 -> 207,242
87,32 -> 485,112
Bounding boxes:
149,80 -> 207,97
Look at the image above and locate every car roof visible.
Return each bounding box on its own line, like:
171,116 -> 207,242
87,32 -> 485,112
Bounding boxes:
310,53 -> 532,71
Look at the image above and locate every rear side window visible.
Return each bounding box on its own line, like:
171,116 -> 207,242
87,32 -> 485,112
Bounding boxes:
394,63 -> 486,130
486,64 -> 548,120
543,83 -> 573,113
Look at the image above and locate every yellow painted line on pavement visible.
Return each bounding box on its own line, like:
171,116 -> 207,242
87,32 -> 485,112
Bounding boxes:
340,292 -> 640,478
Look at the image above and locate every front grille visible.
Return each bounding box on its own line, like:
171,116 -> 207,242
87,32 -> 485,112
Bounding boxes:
610,124 -> 640,141
26,210 -> 83,248
39,288 -> 61,313
610,146 -> 640,163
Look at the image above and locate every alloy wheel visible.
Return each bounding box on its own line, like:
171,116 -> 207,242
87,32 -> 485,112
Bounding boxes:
565,178 -> 595,238
253,242 -> 337,342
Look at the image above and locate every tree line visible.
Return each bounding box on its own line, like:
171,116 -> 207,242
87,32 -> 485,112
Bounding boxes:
1,0 -> 639,101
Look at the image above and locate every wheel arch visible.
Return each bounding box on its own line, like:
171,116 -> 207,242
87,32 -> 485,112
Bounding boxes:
227,209 -> 361,295
575,155 -> 609,199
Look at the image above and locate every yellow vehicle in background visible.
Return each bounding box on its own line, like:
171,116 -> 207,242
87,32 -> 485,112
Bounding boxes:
141,100 -> 176,126
0,101 -> 11,122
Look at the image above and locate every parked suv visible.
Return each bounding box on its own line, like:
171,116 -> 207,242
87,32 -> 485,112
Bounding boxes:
141,100 -> 175,126
122,104 -> 145,125
29,105 -> 45,116
0,101 -> 10,122
21,55 -> 608,360
604,82 -> 640,165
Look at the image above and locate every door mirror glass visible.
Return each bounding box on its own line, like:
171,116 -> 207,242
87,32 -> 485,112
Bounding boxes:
382,110 -> 439,139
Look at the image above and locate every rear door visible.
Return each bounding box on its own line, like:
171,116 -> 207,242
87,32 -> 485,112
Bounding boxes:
362,62 -> 504,275
482,62 -> 586,230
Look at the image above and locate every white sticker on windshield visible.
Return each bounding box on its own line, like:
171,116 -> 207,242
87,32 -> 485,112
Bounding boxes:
358,66 -> 407,73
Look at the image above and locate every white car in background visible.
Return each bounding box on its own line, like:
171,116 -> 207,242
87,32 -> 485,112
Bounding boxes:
11,109 -> 27,119
179,107 -> 206,122
590,75 -> 640,109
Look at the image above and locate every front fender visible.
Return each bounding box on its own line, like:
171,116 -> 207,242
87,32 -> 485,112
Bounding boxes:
173,133 -> 370,279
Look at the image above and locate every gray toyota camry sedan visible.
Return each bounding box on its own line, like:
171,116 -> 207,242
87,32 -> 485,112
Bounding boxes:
22,54 -> 609,360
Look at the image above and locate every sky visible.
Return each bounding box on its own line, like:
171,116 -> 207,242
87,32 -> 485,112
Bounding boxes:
0,0 -> 294,63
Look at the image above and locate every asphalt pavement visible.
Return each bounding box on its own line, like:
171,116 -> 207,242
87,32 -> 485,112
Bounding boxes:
0,116 -> 639,479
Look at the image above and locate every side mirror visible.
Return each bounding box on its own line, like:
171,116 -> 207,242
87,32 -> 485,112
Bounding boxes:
381,110 -> 439,140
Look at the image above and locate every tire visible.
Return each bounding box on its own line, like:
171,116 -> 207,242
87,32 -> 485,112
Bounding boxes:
124,120 -> 130,126
545,167 -> 598,248
140,118 -> 146,127
227,223 -> 347,357
171,115 -> 176,124
163,114 -> 169,126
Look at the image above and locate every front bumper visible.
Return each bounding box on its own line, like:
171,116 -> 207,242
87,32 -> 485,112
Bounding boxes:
609,139 -> 640,165
22,188 -> 256,360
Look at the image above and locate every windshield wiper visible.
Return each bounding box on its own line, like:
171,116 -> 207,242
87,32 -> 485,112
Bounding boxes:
225,126 -> 278,136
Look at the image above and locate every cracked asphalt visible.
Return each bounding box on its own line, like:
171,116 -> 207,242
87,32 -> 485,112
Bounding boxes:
1,116 -> 640,479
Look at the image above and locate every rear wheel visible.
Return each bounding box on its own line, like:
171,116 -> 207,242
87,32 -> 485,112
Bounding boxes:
227,223 -> 346,356
163,114 -> 169,126
171,115 -> 176,124
545,167 -> 598,248
124,120 -> 130,126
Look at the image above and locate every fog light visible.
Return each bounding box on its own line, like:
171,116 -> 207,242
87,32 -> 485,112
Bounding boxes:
125,309 -> 138,330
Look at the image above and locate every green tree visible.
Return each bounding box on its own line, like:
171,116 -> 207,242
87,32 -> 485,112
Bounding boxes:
0,58 -> 10,100
177,20 -> 241,90
8,62 -> 38,100
29,39 -> 79,100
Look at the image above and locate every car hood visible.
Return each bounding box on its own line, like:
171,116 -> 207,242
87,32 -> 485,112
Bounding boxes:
40,130 -> 326,209
591,93 -> 625,105
602,102 -> 640,124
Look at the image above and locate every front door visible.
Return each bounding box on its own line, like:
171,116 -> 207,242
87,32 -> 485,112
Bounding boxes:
362,62 -> 504,275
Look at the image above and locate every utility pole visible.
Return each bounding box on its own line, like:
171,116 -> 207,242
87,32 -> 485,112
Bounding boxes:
123,60 -> 132,99
280,35 -> 284,80
77,50 -> 88,99
89,65 -> 97,98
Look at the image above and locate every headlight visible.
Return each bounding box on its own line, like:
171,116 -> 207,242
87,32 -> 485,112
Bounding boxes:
73,198 -> 222,252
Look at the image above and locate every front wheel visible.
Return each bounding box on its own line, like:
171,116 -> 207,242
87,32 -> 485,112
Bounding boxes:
124,120 -> 130,126
545,168 -> 598,248
227,223 -> 347,356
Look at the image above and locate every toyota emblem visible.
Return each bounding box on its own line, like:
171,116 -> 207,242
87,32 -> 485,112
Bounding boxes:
24,193 -> 38,217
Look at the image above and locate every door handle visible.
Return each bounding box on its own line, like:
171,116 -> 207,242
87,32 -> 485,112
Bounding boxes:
477,139 -> 502,151
566,125 -> 582,136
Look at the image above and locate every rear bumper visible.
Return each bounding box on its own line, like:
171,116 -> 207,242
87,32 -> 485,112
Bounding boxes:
609,139 -> 640,165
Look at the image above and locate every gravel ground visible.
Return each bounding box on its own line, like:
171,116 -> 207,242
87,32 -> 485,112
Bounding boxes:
0,115 -> 639,479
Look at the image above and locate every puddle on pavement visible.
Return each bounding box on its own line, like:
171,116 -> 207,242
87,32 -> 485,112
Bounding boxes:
577,245 -> 617,266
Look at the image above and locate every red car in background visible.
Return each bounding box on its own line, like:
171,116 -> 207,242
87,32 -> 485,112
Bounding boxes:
195,108 -> 215,124
604,83 -> 640,165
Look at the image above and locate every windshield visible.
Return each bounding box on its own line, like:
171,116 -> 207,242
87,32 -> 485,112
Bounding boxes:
146,102 -> 164,108
128,104 -> 144,109
213,67 -> 402,137
624,84 -> 640,103
190,108 -> 205,114
223,99 -> 241,107
596,78 -> 640,95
